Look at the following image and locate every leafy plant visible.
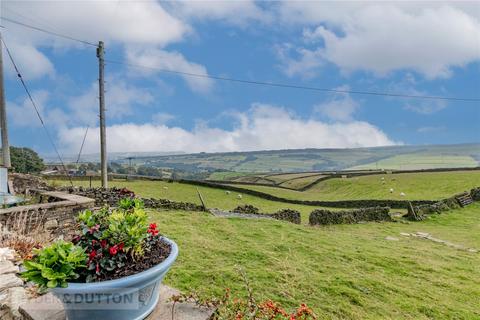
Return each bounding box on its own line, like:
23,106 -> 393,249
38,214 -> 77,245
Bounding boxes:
101,207 -> 148,255
21,241 -> 87,293
118,197 -> 143,211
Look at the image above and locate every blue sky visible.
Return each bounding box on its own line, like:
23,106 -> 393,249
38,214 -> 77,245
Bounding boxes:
1,1 -> 479,156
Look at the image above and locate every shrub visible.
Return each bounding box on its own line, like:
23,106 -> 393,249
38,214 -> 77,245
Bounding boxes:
21,241 -> 87,293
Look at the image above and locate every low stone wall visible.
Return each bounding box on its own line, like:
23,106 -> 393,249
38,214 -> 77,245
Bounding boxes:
271,209 -> 301,224
0,191 -> 95,237
406,187 -> 480,221
471,187 -> 480,201
233,205 -> 260,214
309,207 -> 391,225
61,187 -> 206,212
9,173 -> 50,194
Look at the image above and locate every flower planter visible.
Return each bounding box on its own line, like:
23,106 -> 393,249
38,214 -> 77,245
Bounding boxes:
51,237 -> 178,320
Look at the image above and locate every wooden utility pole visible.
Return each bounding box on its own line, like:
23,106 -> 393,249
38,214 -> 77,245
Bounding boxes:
0,32 -> 11,168
96,41 -> 107,188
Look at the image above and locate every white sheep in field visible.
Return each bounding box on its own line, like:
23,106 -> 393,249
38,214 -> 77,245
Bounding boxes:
225,191 -> 231,195
381,177 -> 385,181
389,188 -> 394,193
163,186 -> 168,190
237,194 -> 243,199
400,192 -> 406,197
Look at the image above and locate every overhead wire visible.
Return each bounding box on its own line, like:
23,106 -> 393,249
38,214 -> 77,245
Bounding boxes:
0,16 -> 97,47
1,37 -> 73,186
105,59 -> 480,102
1,16 -> 478,102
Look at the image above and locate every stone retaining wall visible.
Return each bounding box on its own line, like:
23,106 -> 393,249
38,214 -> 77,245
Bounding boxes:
309,207 -> 391,225
0,192 -> 95,237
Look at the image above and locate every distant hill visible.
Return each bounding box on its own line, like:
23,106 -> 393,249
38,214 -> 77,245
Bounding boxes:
76,143 -> 480,173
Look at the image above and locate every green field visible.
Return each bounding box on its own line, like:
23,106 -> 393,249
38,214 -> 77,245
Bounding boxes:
350,154 -> 478,170
49,179 -> 326,221
109,143 -> 480,173
154,203 -> 480,319
49,170 -> 480,318
227,171 -> 480,201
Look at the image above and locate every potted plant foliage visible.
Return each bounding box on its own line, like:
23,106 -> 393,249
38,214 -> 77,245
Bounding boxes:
21,198 -> 178,320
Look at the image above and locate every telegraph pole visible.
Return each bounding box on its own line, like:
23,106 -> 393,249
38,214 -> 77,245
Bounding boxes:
0,32 -> 11,168
96,41 -> 107,188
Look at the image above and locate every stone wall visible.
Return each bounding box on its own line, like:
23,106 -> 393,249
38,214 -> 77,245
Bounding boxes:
309,207 -> 391,225
0,192 -> 95,237
271,209 -> 301,224
61,187 -> 206,212
8,174 -> 50,194
470,187 -> 480,201
406,187 -> 480,221
178,179 -> 436,209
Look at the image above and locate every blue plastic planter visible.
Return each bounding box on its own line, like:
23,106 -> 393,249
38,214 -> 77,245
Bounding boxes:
51,237 -> 178,320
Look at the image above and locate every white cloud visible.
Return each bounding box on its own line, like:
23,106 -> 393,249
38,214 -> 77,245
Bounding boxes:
2,1 -> 213,88
314,86 -> 359,122
126,48 -> 213,93
66,78 -> 154,126
152,112 -> 175,125
58,104 -> 397,154
4,1 -> 188,47
3,42 -> 55,80
8,90 -> 50,127
277,3 -> 480,79
166,1 -> 270,26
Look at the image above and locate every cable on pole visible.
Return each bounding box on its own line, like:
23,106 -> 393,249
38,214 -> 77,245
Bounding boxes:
105,59 -> 480,102
1,16 -> 97,47
1,37 -> 73,186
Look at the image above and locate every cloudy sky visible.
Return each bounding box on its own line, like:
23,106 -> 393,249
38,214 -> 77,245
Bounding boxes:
1,1 -> 479,156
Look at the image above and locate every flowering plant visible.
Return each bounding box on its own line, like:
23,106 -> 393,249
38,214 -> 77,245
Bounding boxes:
22,198 -> 168,285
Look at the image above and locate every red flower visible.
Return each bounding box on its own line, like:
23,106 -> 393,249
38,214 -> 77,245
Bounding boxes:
89,250 -> 97,261
109,245 -> 118,256
147,223 -> 159,236
100,240 -> 107,248
118,243 -> 124,251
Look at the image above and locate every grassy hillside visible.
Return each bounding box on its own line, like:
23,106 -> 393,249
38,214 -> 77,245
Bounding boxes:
112,143 -> 480,173
226,170 -> 480,201
155,203 -> 480,319
50,179 -> 325,221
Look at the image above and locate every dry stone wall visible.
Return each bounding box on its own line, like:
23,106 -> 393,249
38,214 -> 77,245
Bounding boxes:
61,187 -> 207,212
309,207 -> 391,225
0,192 -> 95,237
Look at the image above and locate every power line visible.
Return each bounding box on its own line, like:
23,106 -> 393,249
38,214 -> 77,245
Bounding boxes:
75,126 -> 89,164
0,16 -> 97,47
1,37 -> 73,186
106,59 -> 480,102
3,16 -> 478,102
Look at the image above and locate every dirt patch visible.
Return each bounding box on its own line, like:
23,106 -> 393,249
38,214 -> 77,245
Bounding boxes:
401,231 -> 478,253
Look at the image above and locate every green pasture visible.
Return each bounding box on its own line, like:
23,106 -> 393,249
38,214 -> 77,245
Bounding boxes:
155,203 -> 480,319
229,170 -> 480,201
